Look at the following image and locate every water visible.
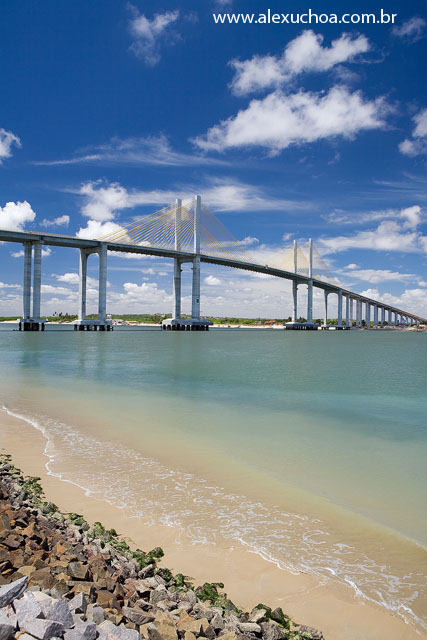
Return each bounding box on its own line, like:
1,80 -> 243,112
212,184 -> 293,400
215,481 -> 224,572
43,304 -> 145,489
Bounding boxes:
0,325 -> 426,631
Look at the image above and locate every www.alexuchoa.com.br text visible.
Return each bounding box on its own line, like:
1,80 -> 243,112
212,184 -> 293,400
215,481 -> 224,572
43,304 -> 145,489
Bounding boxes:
212,9 -> 398,25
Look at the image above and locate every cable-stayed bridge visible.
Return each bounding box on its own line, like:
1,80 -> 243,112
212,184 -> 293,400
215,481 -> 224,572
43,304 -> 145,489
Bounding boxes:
0,196 -> 424,330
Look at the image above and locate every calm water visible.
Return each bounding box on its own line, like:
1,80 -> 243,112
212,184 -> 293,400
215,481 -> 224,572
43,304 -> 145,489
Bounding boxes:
0,326 -> 426,631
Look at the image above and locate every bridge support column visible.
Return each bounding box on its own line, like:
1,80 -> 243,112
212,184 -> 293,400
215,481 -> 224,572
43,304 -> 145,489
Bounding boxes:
98,243 -> 107,325
292,280 -> 298,323
173,259 -> 182,320
191,195 -> 201,322
323,291 -> 328,328
307,239 -> 313,323
381,307 -> 385,325
23,243 -> 32,320
345,295 -> 350,327
365,302 -> 371,328
388,309 -> 392,325
78,249 -> 88,322
337,290 -> 343,327
349,298 -> 354,327
356,299 -> 361,327
32,242 -> 42,325
374,305 -> 378,327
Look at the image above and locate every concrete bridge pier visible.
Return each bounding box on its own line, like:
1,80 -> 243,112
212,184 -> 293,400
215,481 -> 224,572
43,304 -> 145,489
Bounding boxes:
73,243 -> 113,331
381,307 -> 386,326
345,295 -> 350,327
322,290 -> 328,329
365,302 -> 371,328
337,290 -> 343,327
374,305 -> 378,327
292,281 -> 298,323
163,195 -> 211,332
307,239 -> 313,324
19,241 -> 46,331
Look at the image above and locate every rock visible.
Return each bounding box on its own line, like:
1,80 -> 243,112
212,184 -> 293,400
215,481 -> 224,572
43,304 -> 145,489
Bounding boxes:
68,563 -> 88,581
69,592 -> 87,614
216,633 -> 237,640
270,609 -> 289,627
72,620 -> 99,640
181,591 -> 197,607
210,614 -> 225,631
29,569 -> 55,591
259,622 -> 285,640
149,591 -> 168,606
184,633 -> 196,640
138,566 -> 154,580
147,623 -> 177,640
31,593 -> 55,619
0,605 -> 17,629
191,604 -> 214,621
0,576 -> 28,607
296,626 -> 323,640
0,623 -> 15,640
177,612 -> 209,636
134,581 -> 151,597
249,609 -> 267,624
51,599 -> 73,628
122,606 -> 155,626
21,618 -> 65,640
18,566 -> 37,577
86,604 -> 105,625
238,622 -> 261,634
14,592 -> 43,625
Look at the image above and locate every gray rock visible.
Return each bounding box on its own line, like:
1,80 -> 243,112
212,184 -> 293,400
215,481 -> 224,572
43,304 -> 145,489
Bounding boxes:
86,604 -> 105,625
238,622 -> 261,634
21,618 -> 65,640
149,591 -> 168,605
0,577 -> 28,608
72,620 -> 99,640
98,620 -> 121,640
192,604 -> 214,621
32,593 -> 55,619
249,609 -> 267,624
14,593 -> 43,625
69,593 -> 87,615
211,614 -> 225,631
181,590 -> 197,607
116,625 -> 141,640
259,622 -> 285,640
297,626 -> 323,640
138,565 -> 154,579
0,605 -> 17,629
0,623 -> 15,640
122,606 -> 154,626
51,599 -> 73,628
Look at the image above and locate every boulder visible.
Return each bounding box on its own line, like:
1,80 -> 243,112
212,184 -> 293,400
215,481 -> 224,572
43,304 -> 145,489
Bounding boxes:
296,626 -> 323,640
210,614 -> 224,631
72,620 -> 99,640
68,563 -> 89,581
122,606 -> 155,626
28,568 -> 55,591
14,592 -> 43,625
0,576 -> 28,607
50,598 -> 74,628
86,603 -> 105,625
238,622 -> 261,635
0,623 -> 15,640
259,622 -> 285,640
69,592 -> 88,615
20,618 -> 64,640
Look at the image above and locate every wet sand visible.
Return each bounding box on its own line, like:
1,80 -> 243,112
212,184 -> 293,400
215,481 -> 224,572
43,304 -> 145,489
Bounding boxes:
0,408 -> 425,640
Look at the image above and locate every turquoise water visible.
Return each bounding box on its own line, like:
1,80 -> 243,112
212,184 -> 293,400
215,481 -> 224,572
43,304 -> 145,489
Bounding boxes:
0,326 -> 426,630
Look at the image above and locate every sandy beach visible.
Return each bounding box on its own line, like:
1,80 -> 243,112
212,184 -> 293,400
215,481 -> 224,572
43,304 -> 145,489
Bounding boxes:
1,408 -> 424,640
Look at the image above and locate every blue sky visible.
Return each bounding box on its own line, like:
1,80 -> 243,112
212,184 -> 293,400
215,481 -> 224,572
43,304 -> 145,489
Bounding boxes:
0,0 -> 426,318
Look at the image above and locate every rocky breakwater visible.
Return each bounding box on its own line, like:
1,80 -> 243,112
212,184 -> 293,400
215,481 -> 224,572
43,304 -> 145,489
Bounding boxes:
0,454 -> 324,640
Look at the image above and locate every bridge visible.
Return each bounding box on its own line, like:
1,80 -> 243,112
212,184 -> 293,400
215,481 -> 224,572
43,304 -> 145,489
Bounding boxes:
0,196 -> 425,330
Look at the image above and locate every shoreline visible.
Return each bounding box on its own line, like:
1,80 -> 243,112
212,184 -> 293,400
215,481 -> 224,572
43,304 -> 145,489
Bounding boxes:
1,408 -> 425,640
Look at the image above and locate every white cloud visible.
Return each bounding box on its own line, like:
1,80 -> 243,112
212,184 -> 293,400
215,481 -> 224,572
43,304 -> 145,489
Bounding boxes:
318,208 -> 426,255
80,181 -> 130,221
0,128 -> 21,164
193,87 -> 388,153
342,267 -> 417,284
129,8 -> 180,66
0,201 -> 36,230
40,215 -> 70,228
0,282 -> 20,289
34,135 -> 228,168
359,287 -> 427,317
76,220 -> 122,240
392,17 -> 426,41
230,31 -> 370,95
41,284 -> 72,296
399,109 -> 427,156
204,275 -> 222,285
56,272 -> 98,287
11,247 -> 51,258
